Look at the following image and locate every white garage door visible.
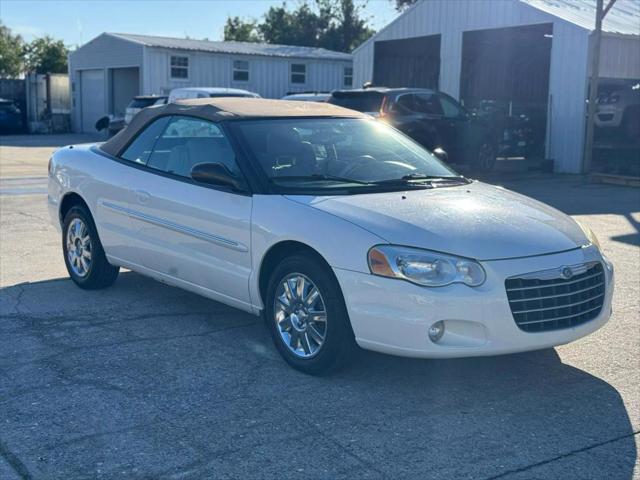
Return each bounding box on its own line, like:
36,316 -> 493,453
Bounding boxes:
80,69 -> 105,133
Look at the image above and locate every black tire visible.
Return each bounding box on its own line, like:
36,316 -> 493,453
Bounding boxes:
472,141 -> 496,173
62,205 -> 119,289
265,253 -> 356,375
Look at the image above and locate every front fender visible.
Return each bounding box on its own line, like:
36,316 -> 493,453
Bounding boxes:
249,195 -> 387,310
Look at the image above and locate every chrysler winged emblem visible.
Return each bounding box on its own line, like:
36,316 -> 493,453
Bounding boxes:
560,266 -> 574,280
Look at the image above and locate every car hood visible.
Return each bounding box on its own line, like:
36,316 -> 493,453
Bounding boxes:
286,181 -> 588,261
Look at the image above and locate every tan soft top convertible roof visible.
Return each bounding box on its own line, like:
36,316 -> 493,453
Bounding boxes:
100,97 -> 367,157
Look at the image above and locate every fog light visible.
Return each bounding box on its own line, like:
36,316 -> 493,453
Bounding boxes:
428,321 -> 445,343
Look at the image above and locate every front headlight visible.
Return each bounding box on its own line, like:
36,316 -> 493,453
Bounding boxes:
577,220 -> 601,250
368,245 -> 486,287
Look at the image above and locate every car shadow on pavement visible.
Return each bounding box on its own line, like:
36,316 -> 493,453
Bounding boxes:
0,272 -> 636,479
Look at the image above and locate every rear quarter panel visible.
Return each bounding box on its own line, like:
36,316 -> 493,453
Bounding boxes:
49,144 -> 138,261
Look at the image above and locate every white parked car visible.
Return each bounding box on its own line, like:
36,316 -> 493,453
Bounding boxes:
124,95 -> 168,125
595,85 -> 640,139
168,87 -> 260,103
48,98 -> 614,374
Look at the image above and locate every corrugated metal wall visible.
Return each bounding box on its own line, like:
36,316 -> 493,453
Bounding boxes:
143,48 -> 352,99
596,34 -> 640,79
353,0 -> 595,173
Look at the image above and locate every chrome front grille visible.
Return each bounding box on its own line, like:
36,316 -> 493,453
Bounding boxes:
505,262 -> 605,333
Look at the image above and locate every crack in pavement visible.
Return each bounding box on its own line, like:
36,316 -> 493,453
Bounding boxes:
484,430 -> 640,479
0,318 -> 260,368
0,437 -> 33,480
278,401 -> 389,479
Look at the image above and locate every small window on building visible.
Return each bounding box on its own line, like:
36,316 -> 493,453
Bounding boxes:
344,67 -> 353,87
290,63 -> 306,84
233,60 -> 250,82
170,55 -> 189,79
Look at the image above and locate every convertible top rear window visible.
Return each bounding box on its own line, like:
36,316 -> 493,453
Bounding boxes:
328,92 -> 385,113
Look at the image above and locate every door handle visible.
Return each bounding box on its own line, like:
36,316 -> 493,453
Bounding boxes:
135,190 -> 151,204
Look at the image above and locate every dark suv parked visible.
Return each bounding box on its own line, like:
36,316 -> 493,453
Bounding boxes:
0,98 -> 24,133
328,88 -> 497,171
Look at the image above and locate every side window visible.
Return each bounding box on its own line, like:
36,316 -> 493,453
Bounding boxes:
439,95 -> 464,118
343,66 -> 353,87
396,94 -> 416,113
290,64 -> 306,84
414,93 -> 443,115
120,116 -> 171,164
233,60 -> 250,82
147,116 -> 243,181
170,55 -> 189,79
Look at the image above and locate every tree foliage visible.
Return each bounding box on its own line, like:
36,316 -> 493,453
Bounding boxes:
223,0 -> 374,52
393,0 -> 418,11
24,36 -> 68,74
0,23 -> 68,76
0,21 -> 25,78
224,16 -> 261,43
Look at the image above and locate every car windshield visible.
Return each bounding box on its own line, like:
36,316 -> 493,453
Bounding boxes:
232,118 -> 460,193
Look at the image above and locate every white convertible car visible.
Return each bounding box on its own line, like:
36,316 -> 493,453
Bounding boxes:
48,98 -> 614,374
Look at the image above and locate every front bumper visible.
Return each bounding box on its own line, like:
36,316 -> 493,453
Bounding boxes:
595,106 -> 623,128
334,245 -> 613,358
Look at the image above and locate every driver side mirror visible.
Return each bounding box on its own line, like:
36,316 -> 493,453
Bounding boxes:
433,147 -> 448,163
190,162 -> 242,190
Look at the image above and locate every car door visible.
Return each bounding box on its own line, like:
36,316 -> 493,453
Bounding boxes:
124,115 -> 254,308
97,115 -> 171,265
391,93 -> 449,154
389,94 -> 426,144
434,93 -> 472,161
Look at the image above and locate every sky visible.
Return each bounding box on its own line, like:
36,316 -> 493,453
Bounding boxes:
1,0 -> 400,49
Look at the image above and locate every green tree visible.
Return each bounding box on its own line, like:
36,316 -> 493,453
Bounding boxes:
0,22 -> 25,78
223,1 -> 374,52
259,3 -> 323,47
24,36 -> 68,74
320,0 -> 374,52
224,16 -> 261,42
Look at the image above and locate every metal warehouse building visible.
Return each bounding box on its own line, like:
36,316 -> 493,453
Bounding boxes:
353,0 -> 640,173
69,33 -> 353,132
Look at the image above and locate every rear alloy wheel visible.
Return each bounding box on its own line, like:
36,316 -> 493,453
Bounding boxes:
66,218 -> 93,278
265,253 -> 356,375
474,142 -> 496,173
62,205 -> 119,289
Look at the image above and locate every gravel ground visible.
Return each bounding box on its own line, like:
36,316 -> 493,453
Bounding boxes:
1,134 -> 638,479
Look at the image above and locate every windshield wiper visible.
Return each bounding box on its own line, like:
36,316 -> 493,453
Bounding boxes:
372,174 -> 468,185
269,174 -> 372,185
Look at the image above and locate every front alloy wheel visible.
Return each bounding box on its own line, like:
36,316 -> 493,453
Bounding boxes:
265,253 -> 356,375
274,273 -> 327,358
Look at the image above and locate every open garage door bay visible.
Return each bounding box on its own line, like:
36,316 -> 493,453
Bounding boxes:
460,23 -> 553,159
